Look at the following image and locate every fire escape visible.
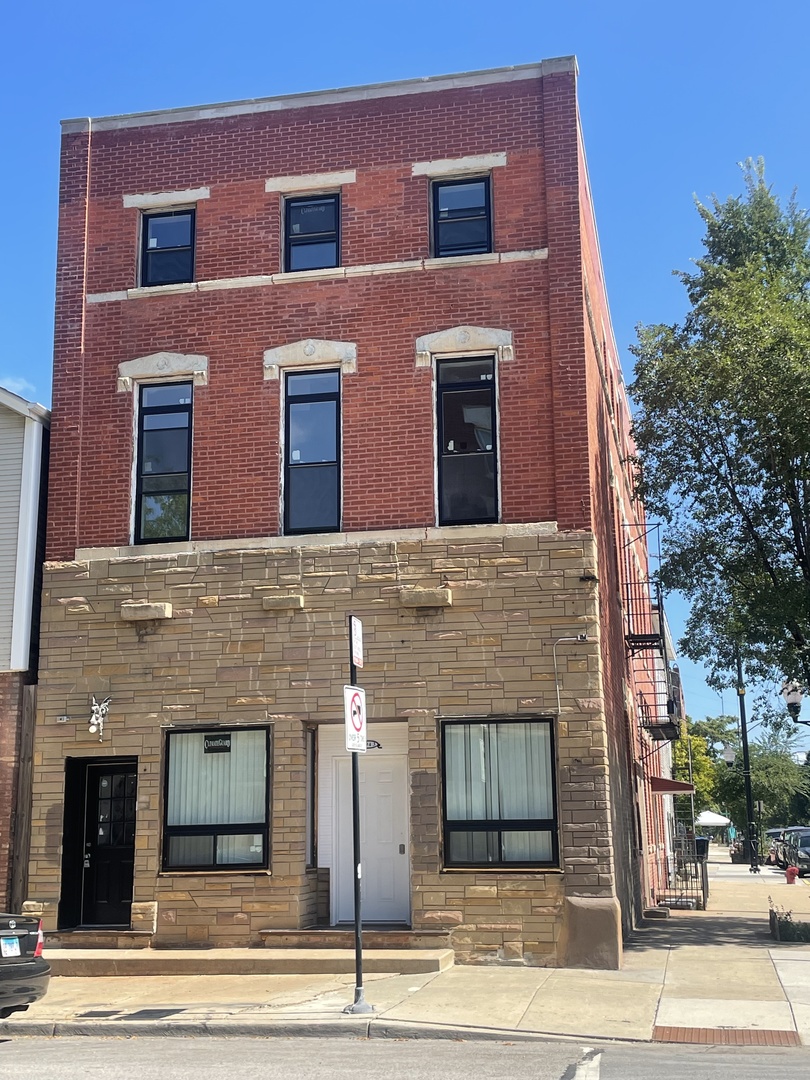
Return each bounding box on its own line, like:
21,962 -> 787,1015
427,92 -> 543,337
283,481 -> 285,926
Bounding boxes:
622,525 -> 682,742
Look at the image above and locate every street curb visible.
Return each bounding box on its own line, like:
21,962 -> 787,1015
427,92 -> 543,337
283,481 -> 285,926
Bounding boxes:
0,1016 -> 593,1043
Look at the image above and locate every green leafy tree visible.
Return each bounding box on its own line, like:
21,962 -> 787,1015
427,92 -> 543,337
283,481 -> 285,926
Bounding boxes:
687,714 -> 739,761
715,731 -> 810,827
630,160 -> 810,697
673,726 -> 719,814
788,750 -> 810,823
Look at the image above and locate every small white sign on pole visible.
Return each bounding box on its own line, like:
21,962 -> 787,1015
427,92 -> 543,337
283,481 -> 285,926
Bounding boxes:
351,616 -> 364,669
344,685 -> 367,753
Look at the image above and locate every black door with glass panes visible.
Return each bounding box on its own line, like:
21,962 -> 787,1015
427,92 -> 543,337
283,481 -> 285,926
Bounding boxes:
81,762 -> 137,926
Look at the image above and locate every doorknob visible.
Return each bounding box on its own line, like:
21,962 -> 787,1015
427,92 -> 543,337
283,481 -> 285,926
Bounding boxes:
399,844 -> 406,855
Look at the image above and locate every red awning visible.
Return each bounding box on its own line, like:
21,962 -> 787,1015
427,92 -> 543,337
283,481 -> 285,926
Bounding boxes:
649,776 -> 695,795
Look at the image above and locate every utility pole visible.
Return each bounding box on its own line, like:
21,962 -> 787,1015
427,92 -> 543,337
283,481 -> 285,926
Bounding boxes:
736,645 -> 759,874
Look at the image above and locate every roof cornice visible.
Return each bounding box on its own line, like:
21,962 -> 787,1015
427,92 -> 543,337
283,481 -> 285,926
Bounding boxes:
62,57 -> 577,134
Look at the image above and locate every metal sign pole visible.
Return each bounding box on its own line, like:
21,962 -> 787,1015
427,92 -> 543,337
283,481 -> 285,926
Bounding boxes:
344,615 -> 373,1014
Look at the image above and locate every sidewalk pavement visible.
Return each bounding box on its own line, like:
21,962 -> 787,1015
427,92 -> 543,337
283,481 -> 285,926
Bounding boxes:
4,850 -> 810,1047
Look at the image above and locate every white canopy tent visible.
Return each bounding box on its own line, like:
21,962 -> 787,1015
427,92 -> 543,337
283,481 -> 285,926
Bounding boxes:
695,810 -> 731,827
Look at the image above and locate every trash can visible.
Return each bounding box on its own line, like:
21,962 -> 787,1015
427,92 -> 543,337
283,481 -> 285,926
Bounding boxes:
695,836 -> 710,859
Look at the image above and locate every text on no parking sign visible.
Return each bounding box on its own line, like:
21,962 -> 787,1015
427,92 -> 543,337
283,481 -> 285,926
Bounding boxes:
344,685 -> 367,753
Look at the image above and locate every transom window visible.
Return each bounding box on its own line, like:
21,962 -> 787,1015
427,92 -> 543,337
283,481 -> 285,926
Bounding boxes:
163,727 -> 271,871
284,370 -> 341,534
141,210 -> 195,286
135,382 -> 192,544
285,195 -> 340,272
432,177 -> 492,258
437,357 -> 497,525
442,719 -> 558,868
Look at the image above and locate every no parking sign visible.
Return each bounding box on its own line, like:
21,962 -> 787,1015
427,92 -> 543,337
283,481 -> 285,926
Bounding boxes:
344,685 -> 367,753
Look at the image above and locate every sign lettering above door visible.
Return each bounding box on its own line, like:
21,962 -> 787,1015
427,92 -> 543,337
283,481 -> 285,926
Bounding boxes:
204,734 -> 232,754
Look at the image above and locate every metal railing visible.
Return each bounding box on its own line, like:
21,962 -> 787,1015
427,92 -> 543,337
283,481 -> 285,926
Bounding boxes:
653,838 -> 710,911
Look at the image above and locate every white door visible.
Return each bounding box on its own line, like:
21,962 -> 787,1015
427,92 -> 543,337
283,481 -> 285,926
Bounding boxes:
334,753 -> 410,924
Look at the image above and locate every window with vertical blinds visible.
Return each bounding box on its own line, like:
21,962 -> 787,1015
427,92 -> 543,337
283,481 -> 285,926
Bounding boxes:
163,728 -> 271,870
441,720 -> 558,868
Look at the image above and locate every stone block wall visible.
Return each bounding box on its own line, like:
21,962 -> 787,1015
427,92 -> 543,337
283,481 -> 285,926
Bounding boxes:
27,522 -> 621,963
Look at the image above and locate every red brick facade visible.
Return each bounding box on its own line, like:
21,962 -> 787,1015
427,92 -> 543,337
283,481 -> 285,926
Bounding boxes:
48,67 -> 597,559
31,60 -> 674,960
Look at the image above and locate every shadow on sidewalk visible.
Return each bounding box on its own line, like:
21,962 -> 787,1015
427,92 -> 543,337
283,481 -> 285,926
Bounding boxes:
626,912 -> 773,952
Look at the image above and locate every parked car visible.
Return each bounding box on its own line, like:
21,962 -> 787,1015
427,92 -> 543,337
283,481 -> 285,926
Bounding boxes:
775,826 -> 806,869
0,914 -> 49,1018
792,832 -> 810,877
765,827 -> 784,865
784,828 -> 810,875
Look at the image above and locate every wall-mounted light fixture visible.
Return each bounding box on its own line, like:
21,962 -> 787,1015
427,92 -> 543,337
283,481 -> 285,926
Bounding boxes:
89,696 -> 110,741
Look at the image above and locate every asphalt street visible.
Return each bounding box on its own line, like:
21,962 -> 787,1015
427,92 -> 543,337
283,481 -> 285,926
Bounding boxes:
1,1037 -> 809,1079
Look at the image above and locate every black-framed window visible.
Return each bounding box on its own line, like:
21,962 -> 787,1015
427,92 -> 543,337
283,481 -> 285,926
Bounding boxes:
163,727 -> 271,871
285,195 -> 340,272
135,382 -> 192,544
284,370 -> 340,534
141,210 -> 195,287
432,177 -> 492,258
442,719 -> 558,868
437,357 -> 497,525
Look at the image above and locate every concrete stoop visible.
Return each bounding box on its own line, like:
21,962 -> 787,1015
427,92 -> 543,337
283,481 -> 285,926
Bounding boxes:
258,928 -> 452,949
44,947 -> 455,977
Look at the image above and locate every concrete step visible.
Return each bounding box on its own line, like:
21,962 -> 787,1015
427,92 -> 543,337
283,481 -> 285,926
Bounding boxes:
44,947 -> 455,977
258,928 -> 451,949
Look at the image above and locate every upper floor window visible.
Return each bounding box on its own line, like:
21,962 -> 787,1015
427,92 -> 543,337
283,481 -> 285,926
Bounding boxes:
437,357 -> 497,525
284,195 -> 340,272
432,177 -> 492,258
284,370 -> 340,534
135,382 -> 192,543
141,210 -> 195,287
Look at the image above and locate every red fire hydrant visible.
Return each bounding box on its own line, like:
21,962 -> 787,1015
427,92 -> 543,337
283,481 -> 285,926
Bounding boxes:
786,865 -> 800,885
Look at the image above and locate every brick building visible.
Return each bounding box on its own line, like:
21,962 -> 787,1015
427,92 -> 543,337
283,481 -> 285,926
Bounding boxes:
26,57 -> 681,965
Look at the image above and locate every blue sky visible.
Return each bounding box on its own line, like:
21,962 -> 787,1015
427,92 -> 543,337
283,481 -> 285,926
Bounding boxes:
2,1 -> 808,729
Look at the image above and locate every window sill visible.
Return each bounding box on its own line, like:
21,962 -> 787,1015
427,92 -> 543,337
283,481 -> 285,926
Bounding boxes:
440,866 -> 562,875
424,252 -> 499,269
158,869 -> 272,877
129,282 -> 197,298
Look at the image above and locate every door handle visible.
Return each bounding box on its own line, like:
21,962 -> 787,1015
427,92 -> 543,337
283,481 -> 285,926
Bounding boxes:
399,844 -> 406,855
83,856 -> 91,868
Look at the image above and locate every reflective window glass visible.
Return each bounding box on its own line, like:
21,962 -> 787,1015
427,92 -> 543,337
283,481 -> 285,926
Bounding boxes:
433,177 -> 491,258
285,195 -> 340,272
136,382 -> 192,543
284,370 -> 340,534
141,210 -> 195,286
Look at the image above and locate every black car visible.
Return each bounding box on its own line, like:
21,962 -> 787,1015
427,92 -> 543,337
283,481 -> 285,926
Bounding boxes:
0,914 -> 50,1018
784,828 -> 810,876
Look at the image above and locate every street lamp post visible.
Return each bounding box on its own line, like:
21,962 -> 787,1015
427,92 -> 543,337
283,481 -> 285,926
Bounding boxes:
781,681 -> 807,724
735,647 -> 760,873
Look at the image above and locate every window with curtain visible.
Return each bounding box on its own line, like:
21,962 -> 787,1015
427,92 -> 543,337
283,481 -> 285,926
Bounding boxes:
441,719 -> 558,868
163,728 -> 271,870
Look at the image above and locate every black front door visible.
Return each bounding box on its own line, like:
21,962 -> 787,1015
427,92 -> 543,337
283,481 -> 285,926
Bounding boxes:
59,758 -> 137,929
82,762 -> 137,926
